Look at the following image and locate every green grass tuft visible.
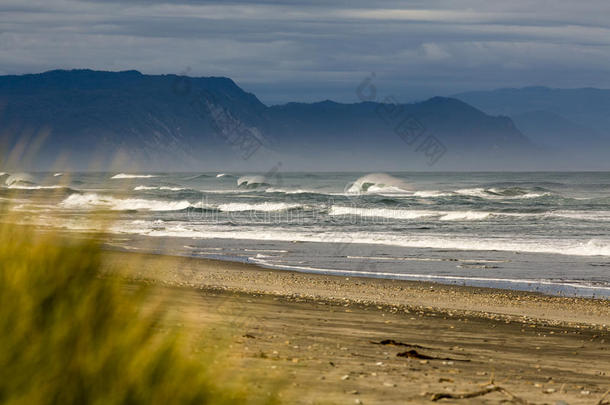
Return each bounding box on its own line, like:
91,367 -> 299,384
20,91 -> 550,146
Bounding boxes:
0,223 -> 273,405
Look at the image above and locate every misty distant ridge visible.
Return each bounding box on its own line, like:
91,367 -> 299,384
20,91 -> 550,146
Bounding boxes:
454,86 -> 610,154
0,69 -> 607,170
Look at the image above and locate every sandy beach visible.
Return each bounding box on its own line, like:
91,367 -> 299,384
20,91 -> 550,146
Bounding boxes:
104,251 -> 609,404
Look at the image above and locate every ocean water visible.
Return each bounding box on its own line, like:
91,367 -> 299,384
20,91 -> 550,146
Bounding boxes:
2,171 -> 610,298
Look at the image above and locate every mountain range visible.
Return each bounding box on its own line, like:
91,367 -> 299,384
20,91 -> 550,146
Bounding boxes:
455,87 -> 610,153
0,70 -> 606,170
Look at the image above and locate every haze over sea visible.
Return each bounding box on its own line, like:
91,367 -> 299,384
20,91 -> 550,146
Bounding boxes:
3,171 -> 610,298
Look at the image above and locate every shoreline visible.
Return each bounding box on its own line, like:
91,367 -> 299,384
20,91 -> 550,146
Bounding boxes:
98,232 -> 610,299
103,250 -> 609,329
104,250 -> 610,404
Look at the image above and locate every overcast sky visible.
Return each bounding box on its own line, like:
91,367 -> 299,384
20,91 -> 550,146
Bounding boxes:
1,0 -> 610,104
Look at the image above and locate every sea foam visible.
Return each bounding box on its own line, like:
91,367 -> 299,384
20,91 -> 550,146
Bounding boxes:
134,185 -> 187,191
101,223 -> 610,257
111,173 -> 158,179
329,206 -> 436,220
329,205 -> 496,221
60,193 -> 194,211
217,202 -> 302,212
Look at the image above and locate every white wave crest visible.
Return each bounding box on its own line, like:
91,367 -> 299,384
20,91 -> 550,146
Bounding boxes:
413,190 -> 453,197
99,224 -> 610,257
237,175 -> 269,188
412,188 -> 549,199
111,173 -> 158,179
265,187 -> 320,195
199,189 -> 257,194
4,173 -> 34,186
440,211 -> 491,221
521,193 -> 550,199
346,173 -> 412,195
329,205 -> 494,221
486,188 -> 550,199
217,202 -> 302,212
134,185 -> 186,191
7,185 -> 67,190
329,206 -> 436,219
60,193 -> 194,211
454,188 -> 490,198
454,188 -> 550,200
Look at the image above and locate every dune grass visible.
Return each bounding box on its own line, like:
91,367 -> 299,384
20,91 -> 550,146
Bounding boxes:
0,221 -> 276,405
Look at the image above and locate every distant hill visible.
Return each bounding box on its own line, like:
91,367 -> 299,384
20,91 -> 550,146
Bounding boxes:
267,97 -> 532,169
0,70 -> 534,170
0,69 -> 268,169
511,110 -> 604,149
454,87 -> 610,152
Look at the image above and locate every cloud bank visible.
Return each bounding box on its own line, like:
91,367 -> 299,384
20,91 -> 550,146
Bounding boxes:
1,0 -> 609,104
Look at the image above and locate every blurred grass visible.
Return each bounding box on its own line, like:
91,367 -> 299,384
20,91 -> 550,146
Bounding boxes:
0,220 -> 276,405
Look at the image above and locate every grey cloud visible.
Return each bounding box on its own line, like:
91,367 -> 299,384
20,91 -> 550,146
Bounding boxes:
0,0 -> 609,104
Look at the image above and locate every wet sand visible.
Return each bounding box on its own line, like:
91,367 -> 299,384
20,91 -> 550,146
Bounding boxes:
104,251 -> 610,404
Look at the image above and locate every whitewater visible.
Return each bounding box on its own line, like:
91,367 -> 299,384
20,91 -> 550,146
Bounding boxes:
2,171 -> 610,297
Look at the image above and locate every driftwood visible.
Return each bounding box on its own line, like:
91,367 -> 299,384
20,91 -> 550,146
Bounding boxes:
397,349 -> 470,362
429,384 -> 529,404
430,383 -> 610,405
380,339 -> 610,405
370,339 -> 431,349
597,389 -> 610,405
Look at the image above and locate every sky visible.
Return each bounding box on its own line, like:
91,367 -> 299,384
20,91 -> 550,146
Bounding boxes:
1,0 -> 610,105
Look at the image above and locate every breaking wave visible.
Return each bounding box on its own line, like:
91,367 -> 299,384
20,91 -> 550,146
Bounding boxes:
455,187 -> 550,199
6,185 -> 71,191
413,190 -> 453,198
134,185 -> 187,191
101,224 -> 610,257
346,173 -> 412,195
3,173 -> 35,187
111,173 -> 159,179
329,206 -> 437,220
410,187 -> 552,200
439,211 -> 492,221
328,205 -> 610,222
60,193 -> 304,213
217,202 -> 303,212
60,193 -> 195,211
237,175 -> 270,189
329,206 -> 496,221
265,187 -> 326,195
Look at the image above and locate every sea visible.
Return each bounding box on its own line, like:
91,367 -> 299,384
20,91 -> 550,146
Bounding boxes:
2,171 -> 610,298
